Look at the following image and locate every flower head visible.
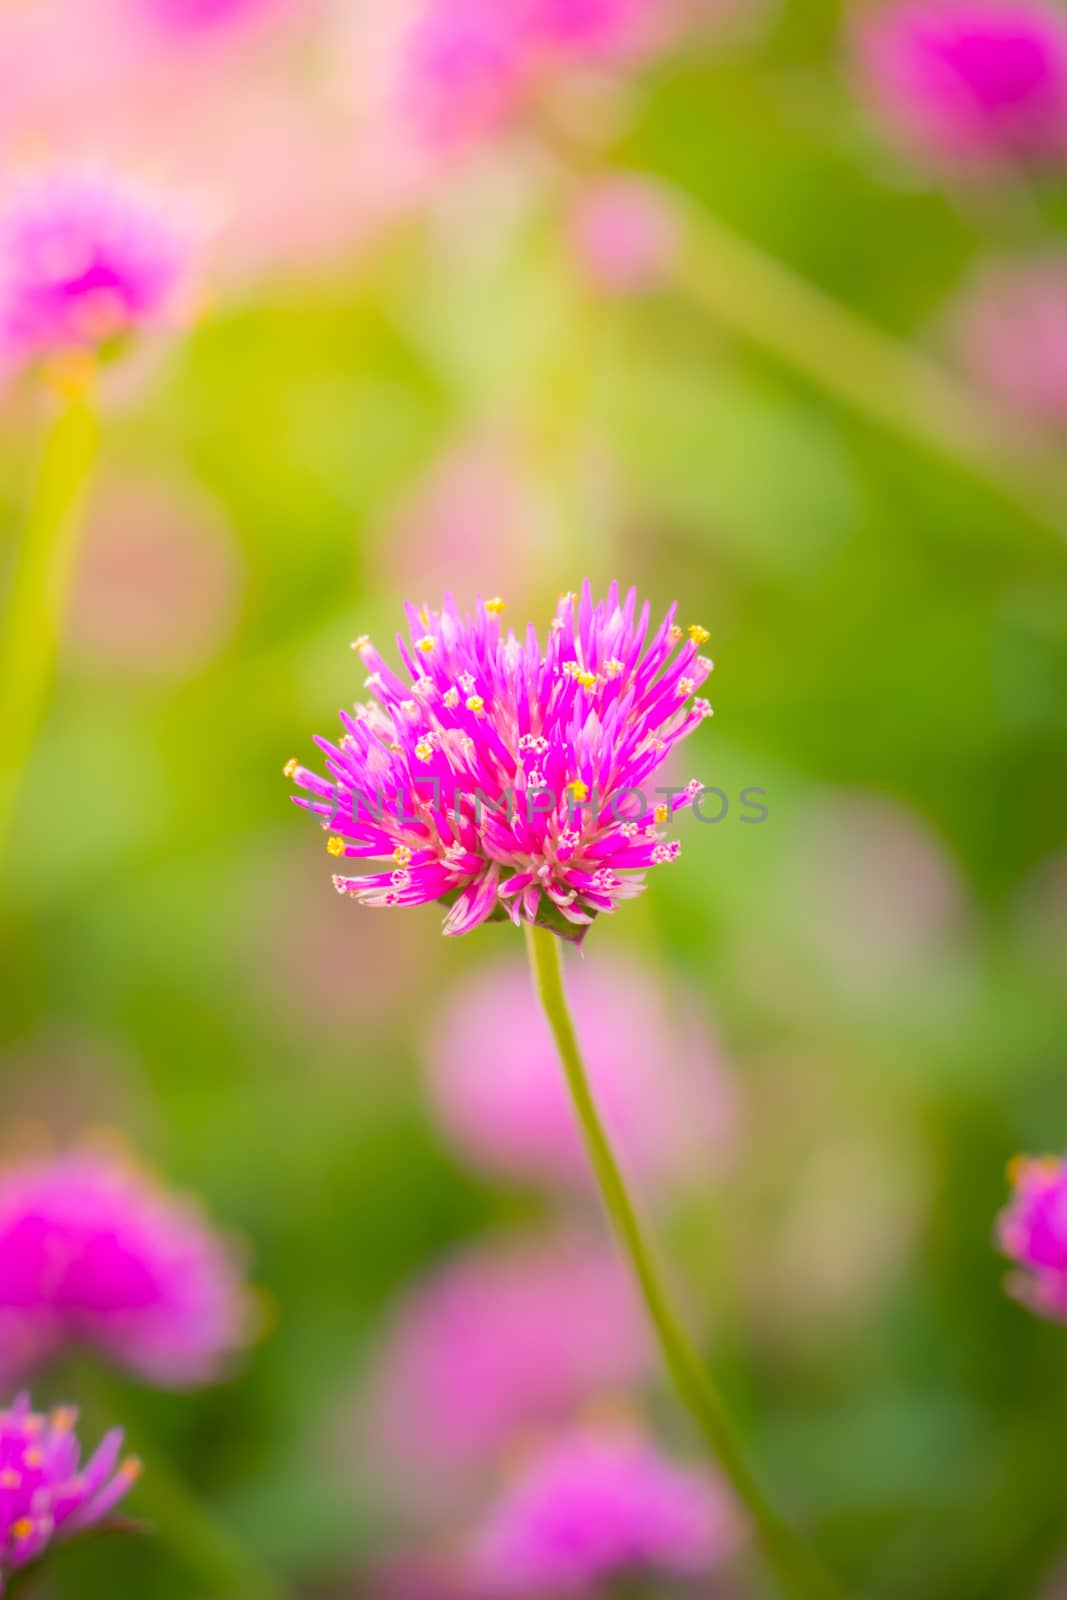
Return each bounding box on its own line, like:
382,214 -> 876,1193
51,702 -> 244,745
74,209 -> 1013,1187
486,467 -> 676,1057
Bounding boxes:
953,253 -> 1067,434
998,1154 -> 1067,1320
0,171 -> 192,369
568,176 -> 678,295
856,0 -> 1067,168
288,583 -> 713,940
0,1147 -> 252,1387
465,1424 -> 740,1594
0,1395 -> 141,1593
354,1236 -> 651,1513
427,957 -> 736,1191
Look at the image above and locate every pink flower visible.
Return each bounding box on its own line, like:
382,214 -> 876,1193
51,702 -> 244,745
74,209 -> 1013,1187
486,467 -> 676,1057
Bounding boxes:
354,1236 -> 651,1514
0,1395 -> 141,1594
998,1155 -> 1067,1321
568,175 -> 678,295
286,584 -> 714,940
0,1148 -> 252,1388
856,1 -> 1067,168
466,1424 -> 740,1594
0,171 -> 193,369
389,0 -> 680,147
426,956 -> 736,1191
953,254 -> 1067,434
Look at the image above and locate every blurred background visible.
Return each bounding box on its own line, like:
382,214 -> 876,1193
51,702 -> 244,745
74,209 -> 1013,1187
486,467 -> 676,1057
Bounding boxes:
1,0 -> 1066,1596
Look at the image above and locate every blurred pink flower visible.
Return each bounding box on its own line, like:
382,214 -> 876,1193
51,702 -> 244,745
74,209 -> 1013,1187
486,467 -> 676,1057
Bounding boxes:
0,171 -> 194,369
856,0 -> 1067,168
67,474 -> 242,680
0,1395 -> 141,1592
131,0 -> 286,35
354,1235 -> 652,1515
0,1147 -> 252,1388
426,955 -> 736,1191
568,175 -> 678,294
998,1154 -> 1067,1321
466,1423 -> 740,1594
953,254 -> 1067,434
387,0 -> 682,149
786,792 -> 964,991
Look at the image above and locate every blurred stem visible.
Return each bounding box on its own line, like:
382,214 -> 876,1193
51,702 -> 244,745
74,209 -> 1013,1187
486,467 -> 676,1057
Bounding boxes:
524,923 -> 848,1600
77,1367 -> 288,1600
0,376 -> 99,879
671,205 -> 1067,538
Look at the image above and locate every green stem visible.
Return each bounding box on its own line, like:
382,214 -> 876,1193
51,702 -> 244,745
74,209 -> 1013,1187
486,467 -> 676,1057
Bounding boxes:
672,205 -> 1067,539
76,1366 -> 287,1600
524,924 -> 849,1600
0,383 -> 99,877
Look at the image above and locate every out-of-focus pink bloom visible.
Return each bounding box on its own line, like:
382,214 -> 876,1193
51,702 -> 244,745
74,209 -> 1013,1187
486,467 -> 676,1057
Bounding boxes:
426,956 -> 736,1192
354,1236 -> 651,1515
67,475 -> 242,680
0,171 -> 194,369
953,255 -> 1067,434
568,175 -> 678,295
388,0 -> 681,148
376,433 -> 552,606
998,1154 -> 1067,1321
0,1148 -> 252,1388
466,1424 -> 740,1594
786,792 -> 963,991
856,1 -> 1067,168
0,1395 -> 141,1593
287,585 -> 713,940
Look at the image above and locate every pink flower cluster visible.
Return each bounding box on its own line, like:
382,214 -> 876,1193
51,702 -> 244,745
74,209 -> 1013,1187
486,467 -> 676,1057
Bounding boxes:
0,1148 -> 251,1388
358,1235 -> 652,1508
857,0 -> 1067,168
393,0 -> 680,144
287,584 -> 713,940
0,171 -> 191,370
998,1155 -> 1067,1321
0,1396 -> 140,1594
466,1424 -> 740,1595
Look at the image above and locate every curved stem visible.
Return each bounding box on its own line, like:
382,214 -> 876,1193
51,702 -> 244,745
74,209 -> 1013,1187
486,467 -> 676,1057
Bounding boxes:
524,923 -> 849,1600
0,379 -> 99,879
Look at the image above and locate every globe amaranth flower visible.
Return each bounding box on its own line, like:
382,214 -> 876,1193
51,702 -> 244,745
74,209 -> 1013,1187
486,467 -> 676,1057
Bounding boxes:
0,170 -> 193,368
286,584 -> 714,940
353,1235 -> 651,1515
0,1147 -> 252,1388
856,0 -> 1067,168
953,254 -> 1067,435
998,1154 -> 1067,1321
0,1395 -> 141,1594
426,956 -> 736,1192
465,1423 -> 740,1595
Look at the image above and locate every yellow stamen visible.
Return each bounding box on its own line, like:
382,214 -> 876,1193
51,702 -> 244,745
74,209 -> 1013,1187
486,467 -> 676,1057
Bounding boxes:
484,597 -> 506,615
466,695 -> 485,715
350,635 -> 370,652
51,1408 -> 77,1434
654,803 -> 669,823
326,837 -> 346,858
10,1519 -> 33,1541
417,635 -> 436,654
415,740 -> 434,763
393,846 -> 412,867
283,758 -> 299,779
569,780 -> 589,802
668,624 -> 683,645
688,624 -> 710,646
575,670 -> 597,691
